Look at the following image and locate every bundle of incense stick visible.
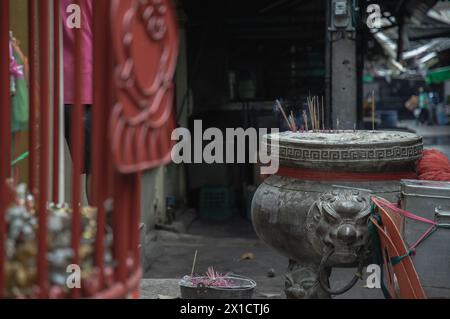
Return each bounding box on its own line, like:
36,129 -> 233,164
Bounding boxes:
276,99 -> 297,132
307,95 -> 325,132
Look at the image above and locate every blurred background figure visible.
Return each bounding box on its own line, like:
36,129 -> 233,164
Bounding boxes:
405,87 -> 430,126
61,0 -> 93,203
418,87 -> 430,125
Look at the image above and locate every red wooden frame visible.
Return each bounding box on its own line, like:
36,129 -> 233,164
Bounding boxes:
28,0 -> 37,197
52,0 -> 61,204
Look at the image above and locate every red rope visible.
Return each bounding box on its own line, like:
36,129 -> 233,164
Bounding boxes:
274,167 -> 417,182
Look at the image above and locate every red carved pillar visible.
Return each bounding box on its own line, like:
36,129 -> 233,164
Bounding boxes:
70,0 -> 85,299
92,0 -> 113,291
52,0 -> 61,203
109,0 -> 179,296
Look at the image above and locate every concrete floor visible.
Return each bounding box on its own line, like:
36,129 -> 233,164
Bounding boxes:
142,218 -> 288,299
141,217 -> 384,299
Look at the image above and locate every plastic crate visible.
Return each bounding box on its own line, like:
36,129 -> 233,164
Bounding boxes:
199,187 -> 234,221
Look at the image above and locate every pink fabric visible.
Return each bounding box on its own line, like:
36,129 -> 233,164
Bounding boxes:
9,41 -> 24,79
61,0 -> 93,104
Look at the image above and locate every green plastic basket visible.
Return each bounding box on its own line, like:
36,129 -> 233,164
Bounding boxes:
199,187 -> 234,221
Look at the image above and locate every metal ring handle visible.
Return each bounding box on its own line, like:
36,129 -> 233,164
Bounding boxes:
318,247 -> 364,295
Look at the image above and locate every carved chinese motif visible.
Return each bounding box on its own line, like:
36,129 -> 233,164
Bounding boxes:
110,0 -> 179,172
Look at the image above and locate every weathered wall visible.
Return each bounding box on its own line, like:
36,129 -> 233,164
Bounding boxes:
140,7 -> 189,229
10,0 -> 28,52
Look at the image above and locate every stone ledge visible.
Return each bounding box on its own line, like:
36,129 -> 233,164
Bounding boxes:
140,278 -> 181,299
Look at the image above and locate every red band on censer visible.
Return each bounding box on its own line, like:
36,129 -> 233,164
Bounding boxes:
268,167 -> 417,182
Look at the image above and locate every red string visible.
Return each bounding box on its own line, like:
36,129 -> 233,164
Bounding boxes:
371,196 -> 437,253
372,196 -> 437,226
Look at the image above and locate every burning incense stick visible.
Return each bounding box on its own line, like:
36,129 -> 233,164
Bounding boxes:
191,250 -> 198,278
307,96 -> 313,131
290,111 -> 298,132
372,90 -> 375,132
311,96 -> 316,131
312,97 -> 316,131
322,96 -> 325,131
276,99 -> 293,131
315,97 -> 319,132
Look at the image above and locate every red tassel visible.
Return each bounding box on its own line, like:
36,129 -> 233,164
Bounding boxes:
417,149 -> 450,181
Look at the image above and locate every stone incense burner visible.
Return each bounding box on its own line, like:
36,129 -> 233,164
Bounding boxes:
251,130 -> 423,298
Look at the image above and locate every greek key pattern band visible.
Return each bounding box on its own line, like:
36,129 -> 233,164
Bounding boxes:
271,144 -> 423,162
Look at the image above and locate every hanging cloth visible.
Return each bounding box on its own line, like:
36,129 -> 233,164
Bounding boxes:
11,40 -> 29,133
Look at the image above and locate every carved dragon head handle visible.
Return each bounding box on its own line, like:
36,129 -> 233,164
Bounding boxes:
306,189 -> 372,264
